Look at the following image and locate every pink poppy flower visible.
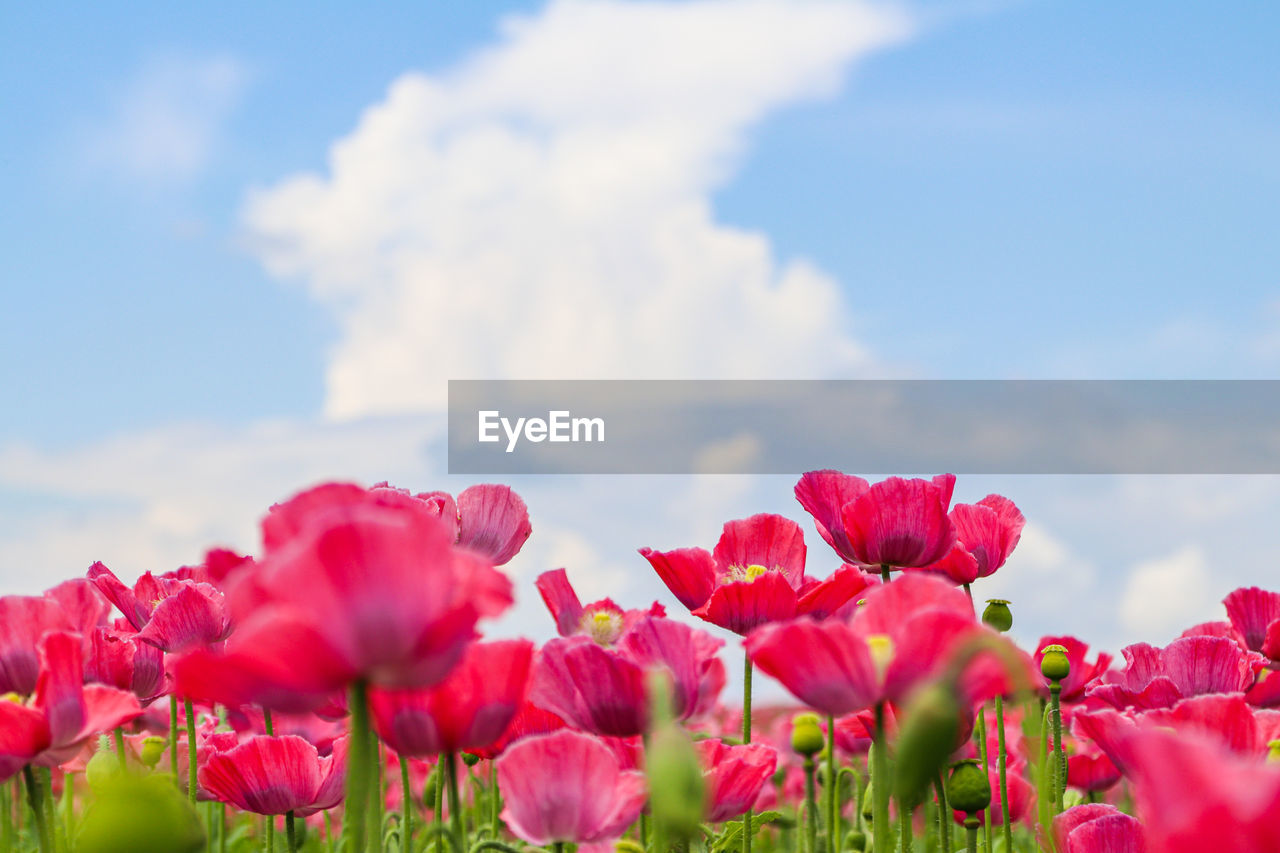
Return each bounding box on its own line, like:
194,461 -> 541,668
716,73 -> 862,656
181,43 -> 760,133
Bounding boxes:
1124,727 -> 1280,853
1224,587 -> 1280,657
43,578 -> 111,634
0,631 -> 141,781
0,595 -> 74,696
168,548 -> 255,589
640,513 -> 871,635
83,625 -> 165,703
369,639 -> 534,756
696,739 -> 777,822
495,730 -> 646,846
87,562 -> 231,653
1087,637 -> 1265,711
746,574 -> 1014,715
1068,751 -> 1122,793
1053,804 -> 1146,853
1035,636 -> 1114,703
264,482 -> 532,566
199,734 -> 346,816
795,472 -> 957,571
531,616 -> 724,737
536,568 -> 665,645
184,487 -> 513,702
918,495 -> 1024,585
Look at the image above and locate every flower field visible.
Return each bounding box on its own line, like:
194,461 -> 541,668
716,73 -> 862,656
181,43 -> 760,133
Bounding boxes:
1,474 -> 1277,853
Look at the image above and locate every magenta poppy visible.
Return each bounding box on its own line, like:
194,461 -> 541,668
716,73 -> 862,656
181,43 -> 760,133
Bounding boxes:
199,734 -> 346,815
640,513 -> 871,635
369,639 -> 534,756
471,701 -> 567,760
0,631 -> 141,781
1053,804 -> 1146,853
536,568 -> 665,645
919,495 -> 1024,585
1087,637 -> 1265,711
87,562 -> 231,653
1224,586 -> 1280,658
495,730 -> 646,846
696,739 -> 777,822
795,472 -> 957,572
0,595 -> 74,696
83,625 -> 165,703
1067,751 -> 1122,794
531,616 -> 724,737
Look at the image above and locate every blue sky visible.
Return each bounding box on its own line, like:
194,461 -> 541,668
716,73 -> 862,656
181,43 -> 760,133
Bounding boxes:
3,0 -> 1280,676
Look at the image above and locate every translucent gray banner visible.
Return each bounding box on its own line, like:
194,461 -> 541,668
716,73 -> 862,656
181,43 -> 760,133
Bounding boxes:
447,380 -> 1280,474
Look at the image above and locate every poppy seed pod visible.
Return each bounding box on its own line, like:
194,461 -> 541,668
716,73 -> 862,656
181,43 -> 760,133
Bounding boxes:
791,712 -> 825,756
1040,644 -> 1071,682
141,736 -> 168,769
982,599 -> 1013,633
945,759 -> 992,815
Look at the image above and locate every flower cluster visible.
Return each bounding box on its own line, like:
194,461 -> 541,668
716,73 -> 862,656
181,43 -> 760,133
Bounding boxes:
0,473 -> 1276,853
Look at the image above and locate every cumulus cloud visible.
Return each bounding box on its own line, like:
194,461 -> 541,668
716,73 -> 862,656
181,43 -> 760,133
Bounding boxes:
242,0 -> 911,418
1119,545 -> 1221,643
81,53 -> 247,183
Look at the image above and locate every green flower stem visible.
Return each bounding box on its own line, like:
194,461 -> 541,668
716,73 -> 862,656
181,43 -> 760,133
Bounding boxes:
827,715 -> 840,853
964,817 -> 979,853
23,766 -> 51,853
220,803 -> 228,853
1050,684 -> 1066,813
880,564 -> 891,584
743,652 -> 754,853
185,698 -> 198,803
170,696 -> 180,779
344,681 -> 373,853
265,815 -> 274,853
42,767 -> 57,853
400,753 -> 414,849
445,751 -> 466,853
994,696 -> 1012,853
114,727 -> 127,769
60,771 -> 74,846
286,811 -> 299,853
963,583 -> 973,605
871,702 -> 890,853
932,772 -> 950,853
369,729 -> 384,853
803,756 -> 819,853
897,797 -> 912,853
976,709 -> 990,852
490,760 -> 500,839
435,763 -> 446,853
0,780 -> 11,851
264,709 -> 274,736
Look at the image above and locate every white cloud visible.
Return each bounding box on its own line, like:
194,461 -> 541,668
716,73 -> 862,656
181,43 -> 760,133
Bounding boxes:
241,0 -> 911,419
82,53 -> 247,183
1119,545 -> 1221,643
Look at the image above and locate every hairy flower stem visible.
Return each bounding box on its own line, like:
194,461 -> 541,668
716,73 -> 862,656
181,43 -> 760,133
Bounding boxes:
23,766 -> 51,853
933,772 -> 950,853
114,727 -> 126,769
400,754 -> 413,848
897,798 -> 912,853
803,757 -> 818,853
446,751 -> 466,852
872,703 -> 890,853
185,698 -> 198,803
344,681 -> 372,853
265,815 -> 274,853
286,812 -> 299,853
994,696 -> 1012,852
827,714 -> 840,853
435,765 -> 446,853
490,761 -> 500,839
743,652 -> 754,853
976,709 -> 990,852
170,695 -> 180,779
1050,684 -> 1066,813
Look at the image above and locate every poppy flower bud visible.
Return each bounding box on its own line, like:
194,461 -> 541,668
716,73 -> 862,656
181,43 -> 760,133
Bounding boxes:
845,830 -> 866,852
893,683 -> 961,805
791,712 -> 825,756
646,672 -> 706,840
86,748 -> 123,791
1039,644 -> 1071,682
140,736 -> 167,769
982,599 -> 1013,633
461,752 -> 480,767
945,759 -> 991,815
421,768 -> 440,807
1268,739 -> 1280,764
